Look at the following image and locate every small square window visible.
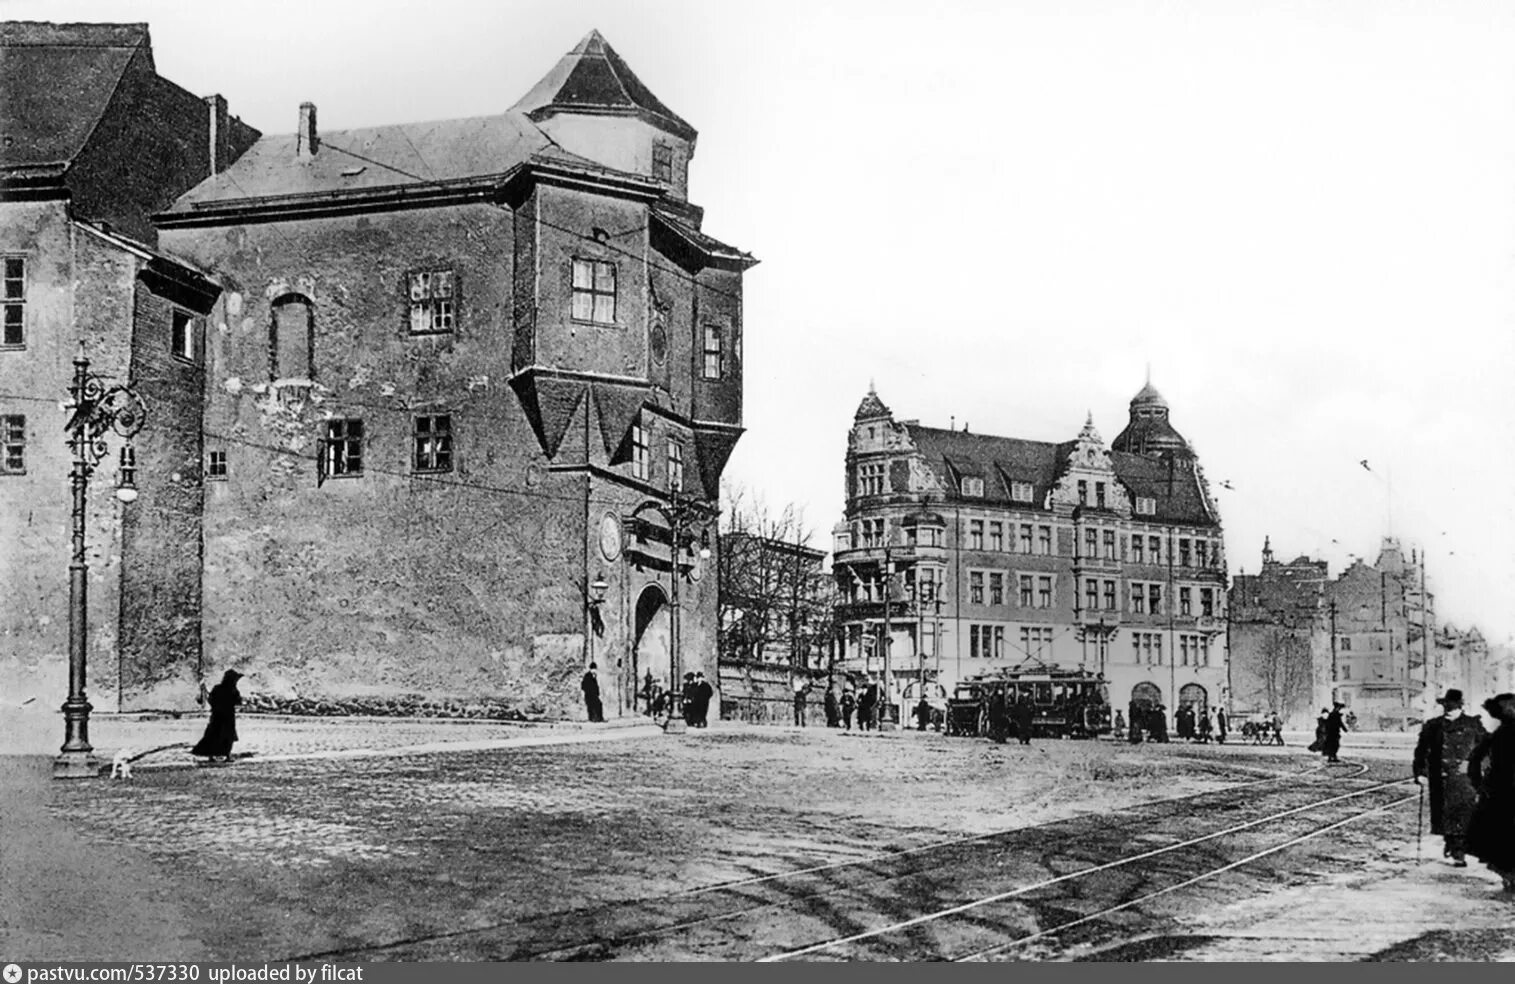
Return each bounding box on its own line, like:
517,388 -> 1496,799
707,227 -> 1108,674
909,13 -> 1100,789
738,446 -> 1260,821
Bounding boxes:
409,269 -> 455,334
206,450 -> 227,480
171,310 -> 200,363
572,259 -> 617,324
323,418 -> 364,477
1010,481 -> 1034,503
1136,496 -> 1157,515
962,476 -> 985,497
2,414 -> 24,473
414,414 -> 453,473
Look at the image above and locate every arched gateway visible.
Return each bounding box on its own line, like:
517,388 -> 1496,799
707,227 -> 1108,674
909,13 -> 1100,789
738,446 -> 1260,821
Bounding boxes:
632,585 -> 670,717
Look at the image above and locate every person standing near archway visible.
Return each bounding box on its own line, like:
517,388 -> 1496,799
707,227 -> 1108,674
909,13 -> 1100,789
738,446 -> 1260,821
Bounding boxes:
581,663 -> 604,723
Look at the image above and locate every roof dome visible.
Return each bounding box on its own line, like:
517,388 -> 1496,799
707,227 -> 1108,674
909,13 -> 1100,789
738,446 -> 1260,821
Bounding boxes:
1111,376 -> 1190,457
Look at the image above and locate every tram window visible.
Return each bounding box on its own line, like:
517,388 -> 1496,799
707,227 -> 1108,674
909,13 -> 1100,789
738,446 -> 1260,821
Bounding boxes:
1035,683 -> 1052,704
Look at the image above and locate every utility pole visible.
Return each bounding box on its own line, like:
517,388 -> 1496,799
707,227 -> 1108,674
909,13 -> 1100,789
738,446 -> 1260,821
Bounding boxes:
881,544 -> 895,730
1328,599 -> 1339,703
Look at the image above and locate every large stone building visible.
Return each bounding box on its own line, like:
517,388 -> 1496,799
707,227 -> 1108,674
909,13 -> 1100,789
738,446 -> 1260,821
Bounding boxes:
6,26 -> 754,721
1229,537 -> 1439,730
831,382 -> 1229,722
0,22 -> 258,713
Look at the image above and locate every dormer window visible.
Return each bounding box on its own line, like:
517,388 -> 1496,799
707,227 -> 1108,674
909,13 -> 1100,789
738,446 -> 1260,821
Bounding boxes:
653,141 -> 674,183
962,476 -> 985,497
1136,496 -> 1157,516
1010,481 -> 1034,503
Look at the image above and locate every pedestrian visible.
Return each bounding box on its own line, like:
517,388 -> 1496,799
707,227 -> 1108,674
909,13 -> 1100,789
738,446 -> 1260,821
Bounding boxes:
695,671 -> 714,727
1150,704 -> 1170,743
915,696 -> 933,731
824,686 -> 841,728
680,672 -> 697,726
987,686 -> 1009,743
1216,706 -> 1228,744
1309,708 -> 1328,753
841,687 -> 857,731
1177,704 -> 1194,742
858,681 -> 878,732
1467,693 -> 1515,892
1197,707 -> 1213,744
793,679 -> 810,727
192,669 -> 244,762
1321,701 -> 1347,762
1013,697 -> 1034,745
1114,709 -> 1126,735
641,670 -> 657,717
1270,710 -> 1286,746
579,662 -> 604,723
1128,700 -> 1144,744
1413,689 -> 1487,867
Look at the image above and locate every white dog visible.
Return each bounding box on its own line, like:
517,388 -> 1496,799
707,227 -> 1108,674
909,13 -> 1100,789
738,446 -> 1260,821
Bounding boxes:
110,748 -> 135,780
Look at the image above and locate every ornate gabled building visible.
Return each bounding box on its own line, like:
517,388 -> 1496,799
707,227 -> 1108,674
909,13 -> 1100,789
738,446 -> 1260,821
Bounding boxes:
124,29 -> 753,718
831,382 -> 1228,720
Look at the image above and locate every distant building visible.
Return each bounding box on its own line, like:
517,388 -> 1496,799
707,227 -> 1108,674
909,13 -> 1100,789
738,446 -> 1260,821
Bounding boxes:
1227,539 -> 1331,729
831,382 -> 1229,721
717,531 -> 830,666
1229,536 -> 1443,731
0,22 -> 258,712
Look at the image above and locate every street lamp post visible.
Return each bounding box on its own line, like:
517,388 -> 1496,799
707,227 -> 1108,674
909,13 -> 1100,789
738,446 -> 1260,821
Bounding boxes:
880,545 -> 895,731
586,571 -> 608,704
55,345 -> 146,779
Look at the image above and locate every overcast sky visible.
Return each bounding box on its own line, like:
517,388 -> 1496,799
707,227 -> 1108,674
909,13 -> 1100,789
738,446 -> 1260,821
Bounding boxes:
14,0 -> 1515,640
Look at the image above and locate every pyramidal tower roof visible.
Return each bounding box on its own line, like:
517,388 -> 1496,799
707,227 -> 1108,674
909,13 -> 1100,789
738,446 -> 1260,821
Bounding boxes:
510,29 -> 697,143
854,384 -> 892,421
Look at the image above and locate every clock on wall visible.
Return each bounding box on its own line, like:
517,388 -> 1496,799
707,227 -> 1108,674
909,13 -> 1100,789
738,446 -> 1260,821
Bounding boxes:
599,513 -> 622,562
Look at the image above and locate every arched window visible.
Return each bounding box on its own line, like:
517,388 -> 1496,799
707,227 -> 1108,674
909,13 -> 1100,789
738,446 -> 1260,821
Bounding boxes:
270,294 -> 314,383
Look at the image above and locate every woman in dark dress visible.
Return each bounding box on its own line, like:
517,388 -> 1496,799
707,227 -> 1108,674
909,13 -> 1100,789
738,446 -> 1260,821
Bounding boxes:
1467,693 -> 1515,892
192,670 -> 243,762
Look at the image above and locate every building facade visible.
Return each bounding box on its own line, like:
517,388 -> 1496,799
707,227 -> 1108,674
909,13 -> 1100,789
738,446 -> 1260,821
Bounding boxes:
831,383 -> 1229,722
152,30 -> 754,719
1229,536 -> 1442,731
0,22 -> 258,712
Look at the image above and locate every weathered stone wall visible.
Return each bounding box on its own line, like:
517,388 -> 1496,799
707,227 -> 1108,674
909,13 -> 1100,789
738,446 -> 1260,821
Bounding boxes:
0,206 -> 137,713
163,203 -> 597,717
118,280 -> 208,709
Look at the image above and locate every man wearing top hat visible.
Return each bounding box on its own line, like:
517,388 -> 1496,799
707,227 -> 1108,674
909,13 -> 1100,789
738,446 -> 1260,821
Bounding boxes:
1413,688 -> 1487,865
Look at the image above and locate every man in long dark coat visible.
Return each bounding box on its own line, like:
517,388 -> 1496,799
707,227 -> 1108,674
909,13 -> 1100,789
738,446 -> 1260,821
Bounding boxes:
824,686 -> 841,728
1150,704 -> 1170,743
1128,700 -> 1144,744
987,687 -> 1008,743
580,663 -> 604,723
1414,689 -> 1487,865
1216,706 -> 1228,744
680,672 -> 697,726
1468,693 -> 1515,892
694,672 -> 714,727
1321,702 -> 1347,762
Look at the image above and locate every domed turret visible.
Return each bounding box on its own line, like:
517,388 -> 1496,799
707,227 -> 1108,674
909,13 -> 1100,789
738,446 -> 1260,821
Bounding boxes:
1111,375 -> 1191,458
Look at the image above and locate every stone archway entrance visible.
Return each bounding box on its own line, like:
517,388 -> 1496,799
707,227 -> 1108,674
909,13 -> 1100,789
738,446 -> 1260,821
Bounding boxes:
632,585 -> 671,717
1131,682 -> 1163,713
1179,683 -> 1208,716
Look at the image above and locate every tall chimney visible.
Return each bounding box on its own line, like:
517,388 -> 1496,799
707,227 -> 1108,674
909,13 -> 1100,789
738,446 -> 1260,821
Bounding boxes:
205,94 -> 229,176
297,102 -> 318,159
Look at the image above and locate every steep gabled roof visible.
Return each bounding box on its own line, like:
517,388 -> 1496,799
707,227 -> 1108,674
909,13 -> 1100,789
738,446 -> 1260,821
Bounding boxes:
510,29 -> 697,143
905,423 -> 1218,527
0,22 -> 148,171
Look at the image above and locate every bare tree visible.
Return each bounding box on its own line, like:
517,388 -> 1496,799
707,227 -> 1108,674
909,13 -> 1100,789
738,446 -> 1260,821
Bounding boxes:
718,483 -> 832,670
1257,626 -> 1315,724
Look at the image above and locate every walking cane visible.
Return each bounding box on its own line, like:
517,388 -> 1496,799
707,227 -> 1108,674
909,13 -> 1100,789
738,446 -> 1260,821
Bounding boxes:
1416,780 -> 1425,862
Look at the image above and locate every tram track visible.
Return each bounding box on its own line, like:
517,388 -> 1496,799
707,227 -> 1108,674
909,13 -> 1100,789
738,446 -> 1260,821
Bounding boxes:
284,758 -> 1386,962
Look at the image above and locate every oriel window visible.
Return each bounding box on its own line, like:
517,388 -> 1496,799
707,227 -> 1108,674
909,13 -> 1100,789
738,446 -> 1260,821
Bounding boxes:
408,269 -> 455,334
703,325 -> 723,379
414,414 -> 453,473
572,259 -> 617,324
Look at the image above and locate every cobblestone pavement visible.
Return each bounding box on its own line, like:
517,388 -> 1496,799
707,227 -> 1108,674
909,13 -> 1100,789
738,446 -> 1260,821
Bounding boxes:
7,721 -> 1504,961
